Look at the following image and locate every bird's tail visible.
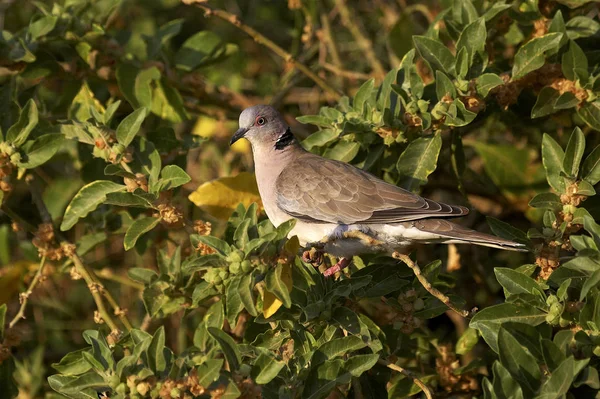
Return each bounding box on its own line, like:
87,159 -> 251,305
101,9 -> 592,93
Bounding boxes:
413,219 -> 529,252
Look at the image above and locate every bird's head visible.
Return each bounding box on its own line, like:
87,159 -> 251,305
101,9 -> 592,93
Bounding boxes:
230,105 -> 294,150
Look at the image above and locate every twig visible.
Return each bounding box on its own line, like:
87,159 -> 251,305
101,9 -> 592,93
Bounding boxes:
182,1 -> 342,101
25,175 -> 132,332
9,256 -> 46,329
0,205 -> 36,233
392,252 -> 472,318
97,268 -> 144,290
378,359 -> 433,399
332,0 -> 386,79
69,253 -> 120,332
321,63 -> 372,81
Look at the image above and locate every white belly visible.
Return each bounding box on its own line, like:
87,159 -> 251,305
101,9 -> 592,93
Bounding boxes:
285,219 -> 445,258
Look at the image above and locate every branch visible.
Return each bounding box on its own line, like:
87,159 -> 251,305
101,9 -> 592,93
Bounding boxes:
392,252 -> 473,318
181,0 -> 343,101
25,175 -> 132,332
378,359 -> 433,399
9,256 -> 46,329
332,0 -> 386,79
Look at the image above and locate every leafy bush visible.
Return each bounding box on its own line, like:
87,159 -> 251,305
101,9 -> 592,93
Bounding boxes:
0,0 -> 599,398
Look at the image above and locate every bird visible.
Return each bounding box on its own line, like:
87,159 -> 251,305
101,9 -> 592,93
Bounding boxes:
230,105 -> 527,275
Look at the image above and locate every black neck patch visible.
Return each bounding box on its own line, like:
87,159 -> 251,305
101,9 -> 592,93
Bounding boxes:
274,127 -> 295,150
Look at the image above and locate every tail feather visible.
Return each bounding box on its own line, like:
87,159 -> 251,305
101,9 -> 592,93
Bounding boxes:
413,219 -> 529,252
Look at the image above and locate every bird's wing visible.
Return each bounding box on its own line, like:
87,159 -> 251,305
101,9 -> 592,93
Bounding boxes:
275,153 -> 468,225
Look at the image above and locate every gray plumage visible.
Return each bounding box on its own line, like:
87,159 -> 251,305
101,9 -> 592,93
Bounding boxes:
230,105 -> 526,257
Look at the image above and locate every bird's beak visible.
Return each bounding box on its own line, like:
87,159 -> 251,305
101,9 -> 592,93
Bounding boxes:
230,127 -> 249,146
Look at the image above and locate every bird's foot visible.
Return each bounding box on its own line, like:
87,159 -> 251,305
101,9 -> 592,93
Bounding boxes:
302,246 -> 324,266
323,257 -> 351,277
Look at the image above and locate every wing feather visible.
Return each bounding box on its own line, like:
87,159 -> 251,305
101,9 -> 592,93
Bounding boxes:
275,153 -> 468,224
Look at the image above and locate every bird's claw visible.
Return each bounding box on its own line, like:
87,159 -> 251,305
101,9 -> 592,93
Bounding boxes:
323,257 -> 351,277
302,247 -> 324,266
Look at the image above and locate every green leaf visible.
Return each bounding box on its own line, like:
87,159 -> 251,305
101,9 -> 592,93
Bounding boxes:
197,359 -> 223,388
470,303 -> 547,353
476,73 -> 504,97
565,16 -> 599,40
190,235 -> 231,257
495,268 -> 545,298
313,335 -> 366,367
456,327 -> 479,355
151,78 -> 189,123
49,372 -> 105,396
512,33 -> 563,80
529,193 -> 562,210
147,326 -> 167,373
487,217 -> 529,244
472,143 -> 529,190
344,354 -> 379,377
51,349 -> 92,376
531,87 -> 560,118
28,15 -> 58,39
175,31 -> 236,71
225,275 -> 245,327
413,36 -> 455,76
296,115 -> 334,128
536,357 -> 574,398
397,134 -> 442,192
134,67 -> 161,109
455,17 -> 487,76
445,98 -> 477,126
207,327 -> 241,371
128,268 -> 158,284
105,192 -> 154,208
491,361 -> 524,399
542,134 -> 566,193
580,269 -> 600,301
302,129 -> 339,150
562,40 -> 588,82
435,71 -> 456,100
265,263 -> 292,308
498,327 -> 541,393
251,353 -> 285,384
353,78 -> 375,112
61,181 -> 126,231
323,141 -> 360,162
18,133 -> 65,168
116,107 -> 148,147
124,217 -> 160,251
541,339 -> 566,372
239,273 -> 257,316
563,127 -> 585,178
157,165 -> 191,191
6,99 -> 38,147
582,145 -> 600,185
578,101 -> 600,132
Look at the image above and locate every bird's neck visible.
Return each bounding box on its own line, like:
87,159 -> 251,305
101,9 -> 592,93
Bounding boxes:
251,138 -> 304,226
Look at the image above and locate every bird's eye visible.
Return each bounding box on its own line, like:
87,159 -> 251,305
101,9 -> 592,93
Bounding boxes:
256,117 -> 266,126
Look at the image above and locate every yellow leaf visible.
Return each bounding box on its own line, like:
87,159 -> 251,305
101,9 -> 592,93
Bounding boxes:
284,235 -> 300,255
192,116 -> 250,153
231,138 -> 251,154
188,172 -> 262,221
262,262 -> 293,318
69,81 -> 105,122
192,115 -> 219,138
0,261 -> 35,305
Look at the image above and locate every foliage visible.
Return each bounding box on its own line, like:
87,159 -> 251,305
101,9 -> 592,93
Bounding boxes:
0,0 -> 599,398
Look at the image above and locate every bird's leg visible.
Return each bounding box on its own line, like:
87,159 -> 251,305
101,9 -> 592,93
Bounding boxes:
392,251 -> 475,318
323,257 -> 351,277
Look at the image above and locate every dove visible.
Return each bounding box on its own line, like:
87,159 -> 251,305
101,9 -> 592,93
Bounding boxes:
230,105 -> 526,275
